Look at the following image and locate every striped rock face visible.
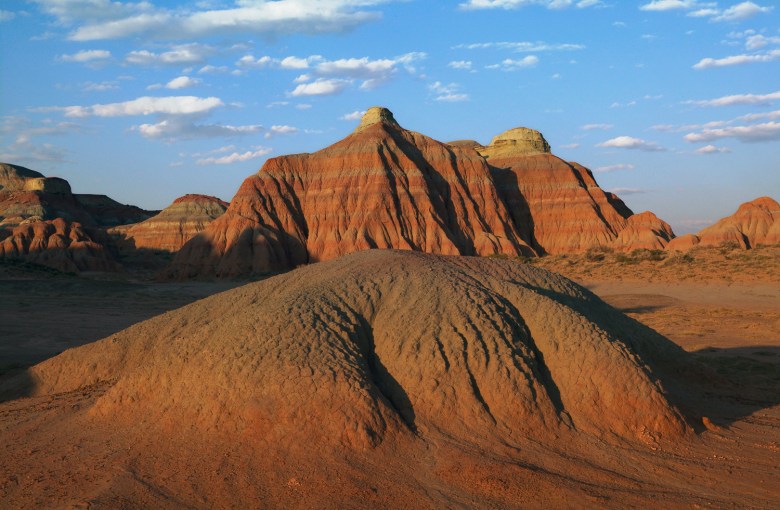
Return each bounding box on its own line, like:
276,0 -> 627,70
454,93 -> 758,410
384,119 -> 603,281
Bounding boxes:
695,196 -> 780,249
484,151 -> 635,255
111,194 -> 228,253
167,108 -> 535,278
167,107 -> 678,278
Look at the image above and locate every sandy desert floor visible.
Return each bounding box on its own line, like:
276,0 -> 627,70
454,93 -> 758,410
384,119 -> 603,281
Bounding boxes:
1,247 -> 779,508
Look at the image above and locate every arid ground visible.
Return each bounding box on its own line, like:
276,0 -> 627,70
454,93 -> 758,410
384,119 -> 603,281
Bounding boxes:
1,246 -> 778,509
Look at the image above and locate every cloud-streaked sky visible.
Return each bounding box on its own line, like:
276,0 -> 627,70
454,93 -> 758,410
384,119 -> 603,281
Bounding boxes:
1,0 -> 778,234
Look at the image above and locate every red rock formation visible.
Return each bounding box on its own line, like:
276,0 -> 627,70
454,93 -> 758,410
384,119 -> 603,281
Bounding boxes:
478,132 -> 634,254
696,197 -> 780,248
169,107 -> 534,278
664,197 -> 780,251
0,217 -> 120,273
666,233 -> 700,252
111,194 -> 228,253
611,211 -> 674,251
0,162 -> 154,229
0,163 -> 44,191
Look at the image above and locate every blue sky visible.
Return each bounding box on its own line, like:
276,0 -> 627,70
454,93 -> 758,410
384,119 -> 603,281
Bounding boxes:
1,0 -> 778,234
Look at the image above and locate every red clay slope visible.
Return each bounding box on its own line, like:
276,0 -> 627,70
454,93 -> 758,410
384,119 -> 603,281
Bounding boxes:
168,108 -> 534,278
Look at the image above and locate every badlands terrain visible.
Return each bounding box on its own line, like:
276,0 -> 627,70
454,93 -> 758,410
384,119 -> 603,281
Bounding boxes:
0,108 -> 778,508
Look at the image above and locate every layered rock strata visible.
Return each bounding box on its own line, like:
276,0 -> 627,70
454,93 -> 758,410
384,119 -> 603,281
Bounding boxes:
111,194 -> 228,253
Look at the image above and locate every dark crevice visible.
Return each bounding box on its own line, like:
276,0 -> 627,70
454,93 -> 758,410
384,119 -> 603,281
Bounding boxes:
355,315 -> 417,433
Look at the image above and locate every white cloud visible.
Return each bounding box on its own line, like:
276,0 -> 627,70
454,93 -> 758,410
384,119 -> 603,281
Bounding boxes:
685,90 -> 780,107
693,49 -> 780,69
196,147 -> 272,166
594,163 -> 635,173
165,76 -> 201,90
597,136 -> 666,151
0,116 -> 79,164
198,65 -> 228,74
35,0 -> 390,41
82,80 -> 119,92
640,0 -> 773,22
744,34 -> 780,50
340,110 -> 367,121
60,49 -> 111,62
459,0 -> 601,10
738,109 -> 780,121
696,144 -> 732,153
126,44 -> 214,66
290,78 -> 351,97
684,121 -> 780,142
486,56 -> 539,70
559,143 -> 579,149
53,96 -> 224,118
313,52 -> 425,89
280,56 -> 316,69
448,60 -> 473,70
607,187 -> 647,195
582,123 -> 613,130
0,10 -> 16,22
454,41 -> 584,52
236,52 -> 424,92
640,0 -> 704,11
711,2 -> 773,22
136,117 -> 263,140
267,125 -> 298,137
236,55 -> 272,69
429,81 -> 469,102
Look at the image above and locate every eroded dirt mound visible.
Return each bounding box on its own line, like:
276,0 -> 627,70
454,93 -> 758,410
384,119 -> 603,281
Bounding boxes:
0,217 -> 120,273
16,250 -> 688,448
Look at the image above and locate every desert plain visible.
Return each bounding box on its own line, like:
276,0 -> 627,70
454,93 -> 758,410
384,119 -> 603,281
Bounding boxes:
1,243 -> 779,509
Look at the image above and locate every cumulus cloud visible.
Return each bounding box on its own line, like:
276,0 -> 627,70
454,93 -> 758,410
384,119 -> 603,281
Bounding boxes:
597,136 -> 666,151
684,121 -> 780,142
50,96 -> 224,118
276,52 -> 425,95
60,49 -> 111,62
594,163 -> 635,173
340,110 -> 366,121
738,109 -> 780,121
640,0 -> 708,11
640,0 -> 773,22
696,144 -> 732,153
711,1 -> 773,22
266,125 -> 298,137
290,78 -> 351,97
459,0 -> 602,10
448,60 -> 473,70
165,76 -> 201,90
607,187 -> 648,195
125,44 -> 214,66
486,56 -> 539,70
235,55 -> 272,69
0,116 -> 79,164
693,49 -> 780,69
135,118 -> 263,139
196,147 -> 272,166
82,81 -> 119,92
453,41 -> 584,52
581,123 -> 613,130
429,82 -> 469,102
31,0 -> 391,41
685,90 -> 780,107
